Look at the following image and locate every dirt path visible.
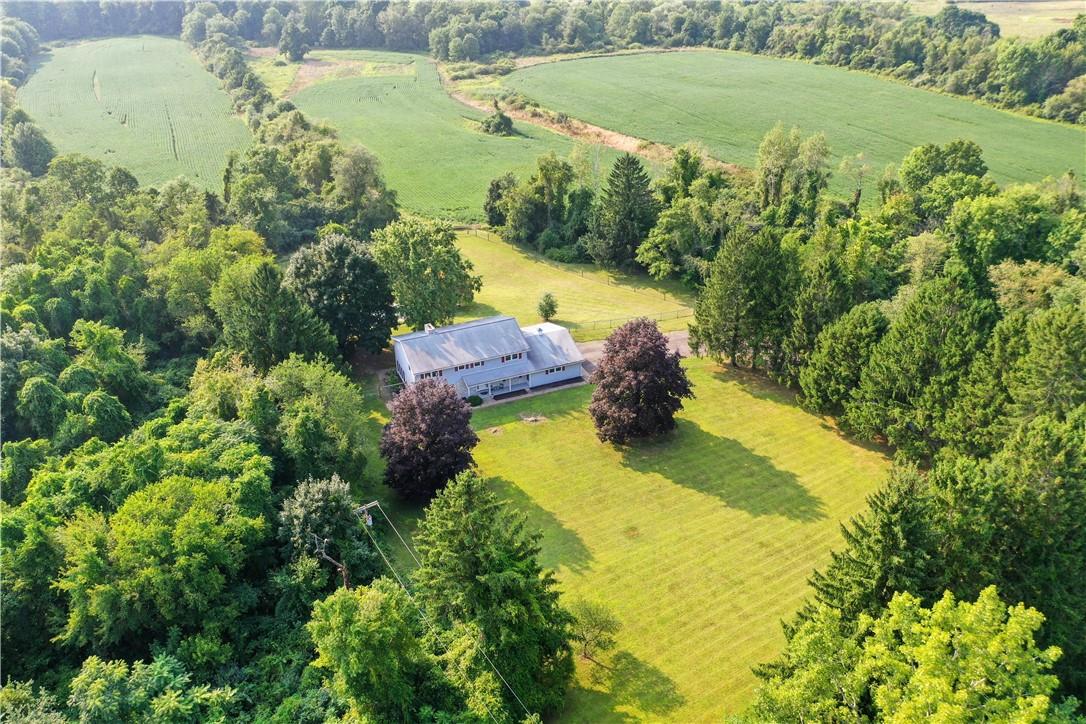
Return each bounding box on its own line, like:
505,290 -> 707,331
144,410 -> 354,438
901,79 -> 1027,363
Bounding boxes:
440,55 -> 744,175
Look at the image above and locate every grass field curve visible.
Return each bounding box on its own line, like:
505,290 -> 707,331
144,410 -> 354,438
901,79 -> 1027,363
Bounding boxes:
455,231 -> 693,340
290,50 -> 621,222
466,358 -> 890,719
503,50 -> 1085,203
18,36 -> 250,189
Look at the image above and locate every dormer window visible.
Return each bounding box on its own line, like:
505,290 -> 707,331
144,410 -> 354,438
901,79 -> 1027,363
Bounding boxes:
500,352 -> 523,363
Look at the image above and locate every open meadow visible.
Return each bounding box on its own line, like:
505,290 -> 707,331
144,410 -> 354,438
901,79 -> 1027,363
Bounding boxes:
904,0 -> 1081,37
18,36 -> 250,189
287,50 -> 620,222
503,49 -> 1086,203
455,231 -> 693,340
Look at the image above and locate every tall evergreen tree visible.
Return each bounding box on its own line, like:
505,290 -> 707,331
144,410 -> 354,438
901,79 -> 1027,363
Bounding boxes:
781,253 -> 851,386
1007,303 -> 1086,422
799,302 -> 889,417
412,471 -> 574,716
210,258 -> 337,372
938,310 -> 1030,457
845,273 -> 995,460
591,153 -> 657,267
691,228 -> 794,370
802,466 -> 937,625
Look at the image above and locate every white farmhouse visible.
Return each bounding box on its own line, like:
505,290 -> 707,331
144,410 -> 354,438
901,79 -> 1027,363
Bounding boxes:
392,315 -> 585,398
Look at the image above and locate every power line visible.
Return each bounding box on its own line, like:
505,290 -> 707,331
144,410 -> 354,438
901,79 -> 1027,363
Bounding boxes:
357,501 -> 533,719
358,517 -> 502,724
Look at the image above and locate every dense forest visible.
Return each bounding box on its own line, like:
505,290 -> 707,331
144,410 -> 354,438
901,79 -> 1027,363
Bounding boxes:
2,1 -> 1085,721
3,0 -> 1085,122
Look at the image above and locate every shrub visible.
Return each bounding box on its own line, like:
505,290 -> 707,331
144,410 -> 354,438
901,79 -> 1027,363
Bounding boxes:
466,395 -> 483,407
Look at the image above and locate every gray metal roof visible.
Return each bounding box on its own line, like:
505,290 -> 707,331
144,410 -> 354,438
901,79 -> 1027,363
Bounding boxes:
460,358 -> 534,385
393,316 -> 529,373
521,323 -> 584,369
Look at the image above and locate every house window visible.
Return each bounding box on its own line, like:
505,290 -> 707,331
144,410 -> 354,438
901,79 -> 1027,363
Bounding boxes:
418,369 -> 444,379
500,352 -> 523,363
542,365 -> 565,375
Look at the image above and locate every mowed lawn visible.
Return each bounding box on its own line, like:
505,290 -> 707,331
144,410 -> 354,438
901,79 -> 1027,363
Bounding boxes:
290,51 -> 620,221
19,36 -> 250,189
456,231 -> 693,340
504,50 -> 1085,202
468,358 -> 890,719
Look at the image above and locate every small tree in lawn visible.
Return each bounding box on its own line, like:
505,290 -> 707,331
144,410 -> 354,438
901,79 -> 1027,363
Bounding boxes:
380,379 -> 478,500
567,598 -> 620,667
538,292 -> 558,321
589,318 -> 693,444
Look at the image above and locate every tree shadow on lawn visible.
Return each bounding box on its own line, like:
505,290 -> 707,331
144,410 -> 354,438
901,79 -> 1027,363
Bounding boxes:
487,476 -> 593,574
621,418 -> 826,522
561,651 -> 685,722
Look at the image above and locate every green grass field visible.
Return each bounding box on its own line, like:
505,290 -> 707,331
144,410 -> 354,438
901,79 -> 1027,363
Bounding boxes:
290,51 -> 621,221
354,359 -> 890,719
504,50 -> 1085,203
468,359 -> 888,719
18,36 -> 250,189
904,0 -> 1081,38
455,231 -> 693,340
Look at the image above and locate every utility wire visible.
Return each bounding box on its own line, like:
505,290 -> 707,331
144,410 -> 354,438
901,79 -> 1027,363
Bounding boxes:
359,501 -> 533,719
359,519 -> 503,724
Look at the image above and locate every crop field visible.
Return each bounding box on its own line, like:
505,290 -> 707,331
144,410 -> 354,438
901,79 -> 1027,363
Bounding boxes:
463,358 -> 891,719
18,36 -> 250,189
904,0 -> 1081,37
455,231 -> 693,340
290,50 -> 620,221
503,50 -> 1085,203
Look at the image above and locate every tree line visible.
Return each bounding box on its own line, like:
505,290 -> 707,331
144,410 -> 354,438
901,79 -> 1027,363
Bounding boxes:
6,1 -> 1084,123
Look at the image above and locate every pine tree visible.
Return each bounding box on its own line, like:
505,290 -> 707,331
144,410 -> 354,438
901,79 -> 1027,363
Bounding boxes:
412,471 -> 574,716
211,259 -> 337,371
781,253 -> 850,386
845,273 -> 995,460
802,466 -> 937,626
594,153 -> 657,267
691,228 -> 794,370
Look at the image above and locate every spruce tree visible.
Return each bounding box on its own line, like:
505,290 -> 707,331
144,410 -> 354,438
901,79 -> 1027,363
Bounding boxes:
211,259 -> 337,372
412,471 -> 574,716
781,253 -> 851,386
799,302 -> 888,417
594,153 -> 657,267
802,466 -> 937,625
845,273 -> 995,460
691,228 -> 794,370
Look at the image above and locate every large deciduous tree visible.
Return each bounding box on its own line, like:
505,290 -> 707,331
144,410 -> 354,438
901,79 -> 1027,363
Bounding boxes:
210,258 -> 337,372
412,471 -> 574,716
370,219 -> 481,330
380,379 -> 478,500
752,587 -> 1078,722
589,318 -> 693,444
285,232 -> 396,355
